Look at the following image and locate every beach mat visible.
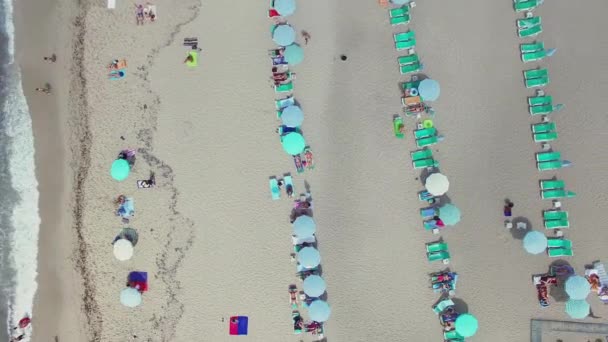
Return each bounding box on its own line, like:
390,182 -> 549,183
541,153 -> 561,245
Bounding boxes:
137,180 -> 154,188
186,52 -> 198,67
128,271 -> 148,292
229,316 -> 248,335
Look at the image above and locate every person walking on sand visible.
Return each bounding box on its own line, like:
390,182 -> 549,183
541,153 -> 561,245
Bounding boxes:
43,54 -> 56,62
35,84 -> 51,94
301,30 -> 311,45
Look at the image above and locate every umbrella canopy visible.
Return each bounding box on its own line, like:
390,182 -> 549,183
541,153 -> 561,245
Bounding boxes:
284,44 -> 304,65
523,231 -> 548,254
274,0 -> 296,16
282,132 -> 306,155
120,287 -> 142,307
565,275 -> 591,300
438,204 -> 461,226
298,247 -> 321,269
565,299 -> 590,319
293,215 -> 316,238
418,79 -> 441,101
113,239 -> 134,261
455,314 -> 478,337
308,300 -> 331,322
111,159 -> 130,181
425,173 -> 449,196
281,105 -> 304,127
272,24 -> 296,46
303,275 -> 326,297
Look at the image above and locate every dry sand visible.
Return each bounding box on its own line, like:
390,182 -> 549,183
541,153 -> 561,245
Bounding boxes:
15,0 -> 608,341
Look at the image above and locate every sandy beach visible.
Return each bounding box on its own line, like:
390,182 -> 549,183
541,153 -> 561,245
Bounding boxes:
13,0 -> 608,341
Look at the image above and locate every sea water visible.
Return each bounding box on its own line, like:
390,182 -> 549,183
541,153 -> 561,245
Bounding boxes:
1,0 -> 41,339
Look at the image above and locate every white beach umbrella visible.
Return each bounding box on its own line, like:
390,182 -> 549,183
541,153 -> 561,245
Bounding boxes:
425,173 -> 449,196
113,239 -> 134,261
120,287 -> 142,307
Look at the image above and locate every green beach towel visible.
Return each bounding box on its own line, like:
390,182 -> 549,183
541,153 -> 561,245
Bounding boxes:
186,51 -> 198,67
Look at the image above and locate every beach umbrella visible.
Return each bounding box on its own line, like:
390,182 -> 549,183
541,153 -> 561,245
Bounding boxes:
113,239 -> 134,261
565,275 -> 591,300
272,24 -> 296,46
565,299 -> 590,319
523,231 -> 548,255
438,204 -> 461,226
303,275 -> 326,297
293,215 -> 316,238
298,247 -> 321,269
120,287 -> 142,307
455,314 -> 478,338
274,0 -> 296,16
308,300 -> 331,322
418,79 -> 441,102
110,159 -> 130,181
281,105 -> 304,127
425,173 -> 449,196
284,44 -> 304,65
282,132 -> 306,155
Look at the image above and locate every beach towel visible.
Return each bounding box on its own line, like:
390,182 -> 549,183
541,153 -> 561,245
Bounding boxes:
229,316 -> 248,335
128,271 -> 148,292
137,180 -> 154,188
186,51 -> 198,67
117,198 -> 135,218
109,69 -> 126,80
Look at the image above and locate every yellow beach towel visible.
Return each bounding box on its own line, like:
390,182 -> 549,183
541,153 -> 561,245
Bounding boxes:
186,51 -> 198,67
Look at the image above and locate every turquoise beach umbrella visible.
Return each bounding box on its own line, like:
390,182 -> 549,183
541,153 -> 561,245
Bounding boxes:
523,231 -> 548,255
273,24 -> 296,46
293,215 -> 316,238
438,204 -> 461,226
565,276 -> 591,300
308,300 -> 331,322
565,299 -> 590,319
418,79 -> 441,102
274,0 -> 296,16
282,132 -> 306,155
111,159 -> 130,181
297,247 -> 321,269
303,275 -> 326,297
120,287 -> 142,308
284,44 -> 304,65
281,105 -> 304,128
455,314 -> 478,337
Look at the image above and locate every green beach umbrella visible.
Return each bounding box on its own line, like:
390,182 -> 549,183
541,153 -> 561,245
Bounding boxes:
565,299 -> 590,319
565,275 -> 591,300
438,204 -> 461,226
455,314 -> 478,338
111,159 -> 130,181
282,132 -> 306,155
284,44 -> 304,65
308,300 -> 331,322
272,24 -> 296,46
274,0 -> 296,16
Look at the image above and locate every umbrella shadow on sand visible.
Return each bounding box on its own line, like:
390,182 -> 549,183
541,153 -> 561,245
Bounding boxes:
450,297 -> 469,314
115,227 -> 139,246
509,216 -> 532,240
548,259 -> 574,302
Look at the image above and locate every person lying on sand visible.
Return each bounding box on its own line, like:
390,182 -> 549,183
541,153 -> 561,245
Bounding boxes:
184,54 -> 194,64
301,30 -> 311,45
35,84 -> 51,94
43,54 -> 56,62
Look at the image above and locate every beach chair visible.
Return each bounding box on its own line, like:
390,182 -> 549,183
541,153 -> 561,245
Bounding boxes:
534,132 -> 558,142
517,17 -> 541,29
536,152 -> 561,162
518,24 -> 542,38
524,68 -> 548,80
541,189 -> 576,199
414,127 -> 436,139
420,207 -> 437,218
275,96 -> 295,110
394,31 -> 415,43
532,122 -> 556,133
390,14 -> 410,26
444,330 -> 465,341
432,298 -> 455,315
537,160 -> 564,171
543,210 -> 568,220
389,5 -> 409,18
522,49 -> 546,63
393,115 -> 405,139
545,218 -> 570,229
427,251 -> 450,263
514,0 -> 542,12
540,179 -> 565,190
275,82 -> 293,93
413,158 -> 439,169
400,62 -> 421,74
548,248 -> 573,258
530,104 -> 554,115
398,54 -> 419,66
284,175 -> 294,196
395,39 -> 417,51
526,76 -> 549,88
528,95 -> 552,106
269,178 -> 280,200
411,149 -> 433,161
419,190 -> 435,202
416,135 -> 441,148
426,241 -> 449,253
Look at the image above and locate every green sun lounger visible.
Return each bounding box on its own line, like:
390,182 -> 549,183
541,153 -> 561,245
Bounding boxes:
284,175 -> 294,195
394,31 -> 415,42
400,62 -> 421,74
275,82 -> 293,93
518,24 -> 542,38
522,50 -> 546,63
389,6 -> 409,18
534,132 -> 558,142
536,152 -> 561,162
524,68 -> 548,80
544,210 -> 568,220
398,54 -> 419,66
393,116 -> 405,139
414,127 -> 436,139
413,158 -> 439,169
395,39 -> 417,51
520,42 -> 544,54
530,104 -> 554,115
541,189 -> 577,199
514,0 -> 542,12
390,14 -> 410,26
537,160 -> 565,171
269,178 -> 280,200
517,17 -> 541,29
426,242 -> 449,253
548,248 -> 573,258
532,122 -> 556,133
444,330 -> 465,341
545,218 -> 570,229
433,298 -> 455,314
416,135 -> 440,148
411,149 -> 433,161
540,179 -> 565,189
428,251 -> 450,262
528,95 -> 552,106
526,76 -> 549,88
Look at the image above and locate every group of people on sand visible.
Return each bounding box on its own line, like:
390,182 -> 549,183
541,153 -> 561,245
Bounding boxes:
135,2 -> 156,25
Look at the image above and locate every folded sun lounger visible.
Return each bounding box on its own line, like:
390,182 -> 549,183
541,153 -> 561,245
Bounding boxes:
275,82 -> 294,93
534,132 -> 558,142
395,39 -> 417,51
548,248 -> 573,257
411,149 -> 433,161
426,242 -> 449,253
545,218 -> 570,229
390,14 -> 410,26
536,152 -> 561,162
413,158 -> 439,169
532,122 -> 556,133
394,31 -> 415,43
428,251 -> 450,263
522,49 -> 547,63
541,189 -> 576,199
414,127 -> 436,139
540,179 -> 565,189
398,54 -> 419,66
528,95 -> 552,106
517,17 -> 541,29
537,160 -> 565,171
524,68 -> 548,80
514,0 -> 542,12
400,62 -> 421,74
525,76 -> 549,88
389,6 -> 409,18
269,177 -> 280,200
530,104 -> 554,115
416,135 -> 441,148
518,24 -> 542,38
543,210 -> 568,220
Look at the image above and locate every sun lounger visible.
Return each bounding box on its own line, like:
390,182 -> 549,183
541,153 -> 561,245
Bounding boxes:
419,190 -> 435,202
536,152 -> 561,162
395,39 -> 417,51
522,49 -> 546,63
275,82 -> 294,93
413,158 -> 439,169
398,54 -> 419,66
537,160 -> 565,171
275,96 -> 295,110
517,17 -> 541,29
518,24 -> 542,38
390,14 -> 410,26
548,248 -> 573,257
411,149 -> 433,161
420,207 -> 437,218
524,68 -> 548,80
414,127 -> 436,139
400,62 -> 421,74
514,0 -> 542,12
548,238 -> 572,249
444,330 -> 465,341
393,115 -> 405,139
433,299 -> 455,314
416,135 -> 441,148
389,6 -> 409,18
528,95 -> 552,106
394,31 -> 415,42
428,251 -> 450,263
526,76 -> 549,88
426,242 -> 449,253
269,178 -> 280,200
540,179 -> 565,190
545,218 -> 570,229
530,104 -> 554,115
284,175 -> 294,196
541,189 -> 576,199
534,132 -> 558,142
543,210 -> 568,220
532,122 -> 556,133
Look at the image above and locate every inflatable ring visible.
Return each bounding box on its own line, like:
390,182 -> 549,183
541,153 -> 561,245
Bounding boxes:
410,88 -> 419,96
423,119 -> 434,129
